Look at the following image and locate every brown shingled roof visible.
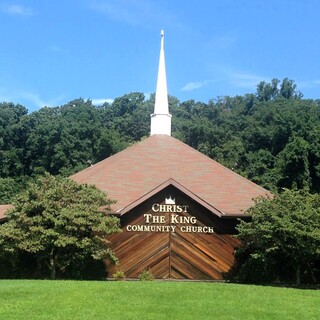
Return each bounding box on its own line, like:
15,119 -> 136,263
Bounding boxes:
70,135 -> 270,216
0,204 -> 13,222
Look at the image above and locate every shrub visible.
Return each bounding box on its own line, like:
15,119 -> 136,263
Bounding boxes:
112,271 -> 126,280
138,269 -> 154,281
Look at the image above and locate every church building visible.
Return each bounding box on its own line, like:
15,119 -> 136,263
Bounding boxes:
70,31 -> 270,280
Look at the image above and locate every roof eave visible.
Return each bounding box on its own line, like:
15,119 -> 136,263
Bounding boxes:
115,178 -> 227,218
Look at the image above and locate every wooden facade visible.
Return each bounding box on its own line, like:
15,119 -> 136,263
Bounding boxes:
107,185 -> 241,280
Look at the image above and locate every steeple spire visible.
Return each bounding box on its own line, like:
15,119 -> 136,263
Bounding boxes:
150,30 -> 172,136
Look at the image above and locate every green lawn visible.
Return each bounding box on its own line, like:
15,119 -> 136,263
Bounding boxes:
0,280 -> 319,320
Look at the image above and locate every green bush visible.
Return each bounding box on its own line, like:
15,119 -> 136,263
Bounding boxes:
112,271 -> 126,280
138,269 -> 154,281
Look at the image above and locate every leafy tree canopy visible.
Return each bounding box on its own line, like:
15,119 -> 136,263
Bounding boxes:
0,178 -> 21,204
0,173 -> 120,279
235,189 -> 320,284
256,78 -> 302,101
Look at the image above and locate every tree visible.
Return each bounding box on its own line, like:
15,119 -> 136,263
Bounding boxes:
0,102 -> 28,178
235,189 -> 320,284
0,174 -> 120,279
0,178 -> 20,204
105,92 -> 151,141
276,136 -> 311,190
256,78 -> 279,101
256,78 -> 303,101
280,78 -> 303,99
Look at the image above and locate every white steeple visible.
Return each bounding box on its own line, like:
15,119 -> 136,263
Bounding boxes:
150,30 -> 172,136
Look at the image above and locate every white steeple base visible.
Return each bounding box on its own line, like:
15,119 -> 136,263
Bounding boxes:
150,113 -> 172,136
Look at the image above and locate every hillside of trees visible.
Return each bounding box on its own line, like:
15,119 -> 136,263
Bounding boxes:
1,78 -> 320,203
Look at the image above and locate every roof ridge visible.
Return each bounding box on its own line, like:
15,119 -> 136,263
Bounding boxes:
116,177 -> 228,218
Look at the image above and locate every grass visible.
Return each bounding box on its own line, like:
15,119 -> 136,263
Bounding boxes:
0,280 -> 319,320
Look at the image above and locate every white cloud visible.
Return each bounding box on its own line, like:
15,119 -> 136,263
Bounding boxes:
181,81 -> 208,91
0,3 -> 34,16
210,64 -> 267,89
90,0 -> 137,24
89,0 -> 183,29
298,79 -> 320,88
210,31 -> 237,50
22,93 -> 50,108
0,87 -> 65,110
204,65 -> 271,95
48,45 -> 64,53
21,92 -> 65,109
227,71 -> 266,88
0,87 -> 17,104
0,92 -> 10,102
91,98 -> 114,105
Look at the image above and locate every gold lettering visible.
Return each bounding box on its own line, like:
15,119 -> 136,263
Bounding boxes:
170,215 -> 197,224
144,214 -> 152,223
152,204 -> 159,212
152,203 -> 189,213
144,214 -> 165,224
182,205 -> 189,212
190,216 -> 197,224
170,215 -> 178,223
183,226 -> 192,232
127,224 -> 213,233
208,227 -> 214,233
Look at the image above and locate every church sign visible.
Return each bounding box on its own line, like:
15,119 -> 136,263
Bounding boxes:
126,196 -> 215,234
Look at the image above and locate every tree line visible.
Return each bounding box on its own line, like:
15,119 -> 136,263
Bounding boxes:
1,78 -> 320,203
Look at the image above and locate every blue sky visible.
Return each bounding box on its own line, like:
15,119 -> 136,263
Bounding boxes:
1,0 -> 320,112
